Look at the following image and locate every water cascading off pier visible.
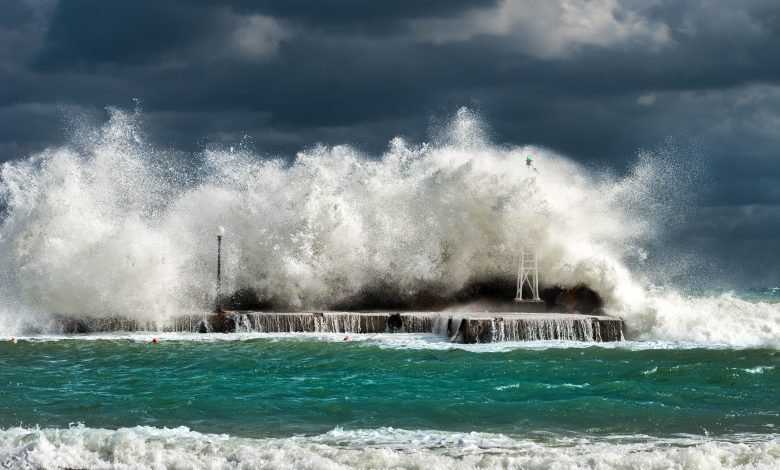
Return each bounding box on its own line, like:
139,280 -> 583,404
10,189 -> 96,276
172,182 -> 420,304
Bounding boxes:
50,311 -> 624,343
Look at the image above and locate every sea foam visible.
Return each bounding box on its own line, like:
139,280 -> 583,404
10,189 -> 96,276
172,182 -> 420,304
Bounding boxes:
1,425 -> 778,470
0,106 -> 778,348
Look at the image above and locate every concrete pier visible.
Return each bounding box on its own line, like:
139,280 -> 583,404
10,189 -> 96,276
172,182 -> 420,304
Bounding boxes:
449,313 -> 624,343
49,311 -> 623,342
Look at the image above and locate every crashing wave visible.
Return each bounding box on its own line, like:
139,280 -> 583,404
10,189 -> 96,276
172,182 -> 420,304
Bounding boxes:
0,107 -> 778,347
1,425 -> 778,470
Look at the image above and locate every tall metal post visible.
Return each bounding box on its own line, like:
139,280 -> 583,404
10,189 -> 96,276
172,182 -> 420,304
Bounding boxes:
215,226 -> 225,312
216,235 -> 222,288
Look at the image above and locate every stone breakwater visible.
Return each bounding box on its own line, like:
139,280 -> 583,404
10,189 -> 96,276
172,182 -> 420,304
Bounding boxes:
50,311 -> 624,343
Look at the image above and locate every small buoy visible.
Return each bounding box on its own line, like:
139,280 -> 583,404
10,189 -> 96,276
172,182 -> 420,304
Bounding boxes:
343,336 -> 349,342
152,338 -> 159,343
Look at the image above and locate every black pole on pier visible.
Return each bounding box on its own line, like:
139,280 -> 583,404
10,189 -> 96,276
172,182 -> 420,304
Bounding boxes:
215,226 -> 225,313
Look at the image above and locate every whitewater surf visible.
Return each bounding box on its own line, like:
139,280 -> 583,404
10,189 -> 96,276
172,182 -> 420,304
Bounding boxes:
1,108 -> 778,469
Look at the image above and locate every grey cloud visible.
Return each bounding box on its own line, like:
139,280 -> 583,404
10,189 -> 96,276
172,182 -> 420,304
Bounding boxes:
408,0 -> 673,58
0,0 -> 56,67
219,0 -> 499,30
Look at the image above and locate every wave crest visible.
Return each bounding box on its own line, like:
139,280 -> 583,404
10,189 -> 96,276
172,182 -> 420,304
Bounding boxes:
1,106 -> 778,347
2,425 -> 778,470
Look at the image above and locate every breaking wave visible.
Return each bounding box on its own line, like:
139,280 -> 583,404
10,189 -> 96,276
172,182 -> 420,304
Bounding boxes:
0,106 -> 778,347
1,425 -> 778,470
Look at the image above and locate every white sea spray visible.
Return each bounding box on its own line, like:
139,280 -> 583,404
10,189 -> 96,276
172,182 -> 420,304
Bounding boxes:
0,107 -> 778,348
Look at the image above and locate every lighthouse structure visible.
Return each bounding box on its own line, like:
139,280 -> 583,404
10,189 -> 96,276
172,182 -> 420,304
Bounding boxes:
516,154 -> 543,303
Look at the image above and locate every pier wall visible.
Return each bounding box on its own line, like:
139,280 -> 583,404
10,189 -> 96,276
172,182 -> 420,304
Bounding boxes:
50,311 -> 624,343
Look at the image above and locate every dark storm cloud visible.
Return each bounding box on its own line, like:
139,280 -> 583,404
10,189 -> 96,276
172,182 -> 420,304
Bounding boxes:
31,0 -> 498,71
1,0 -> 780,285
0,0 -> 54,67
222,0 -> 499,27
34,1 -> 214,69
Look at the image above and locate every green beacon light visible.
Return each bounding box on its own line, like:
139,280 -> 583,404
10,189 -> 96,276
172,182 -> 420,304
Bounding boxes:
526,154 -> 533,166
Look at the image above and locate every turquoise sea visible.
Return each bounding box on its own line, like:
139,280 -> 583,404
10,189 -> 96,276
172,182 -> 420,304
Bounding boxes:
1,329 -> 779,469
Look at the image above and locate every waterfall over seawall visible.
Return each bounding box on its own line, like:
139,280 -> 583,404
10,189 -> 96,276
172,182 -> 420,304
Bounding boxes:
43,311 -> 623,343
241,312 -> 440,334
485,316 -> 624,342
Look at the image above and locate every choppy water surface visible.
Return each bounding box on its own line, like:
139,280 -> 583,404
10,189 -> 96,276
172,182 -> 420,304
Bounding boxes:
1,335 -> 778,468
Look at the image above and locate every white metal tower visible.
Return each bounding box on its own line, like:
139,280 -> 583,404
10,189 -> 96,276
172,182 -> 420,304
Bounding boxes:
515,153 -> 542,302
515,248 -> 541,302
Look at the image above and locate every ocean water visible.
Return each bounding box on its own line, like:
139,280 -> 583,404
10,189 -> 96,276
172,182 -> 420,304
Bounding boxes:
1,333 -> 779,469
1,108 -> 779,467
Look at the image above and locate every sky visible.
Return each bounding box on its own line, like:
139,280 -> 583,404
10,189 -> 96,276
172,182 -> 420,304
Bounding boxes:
1,0 -> 779,286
